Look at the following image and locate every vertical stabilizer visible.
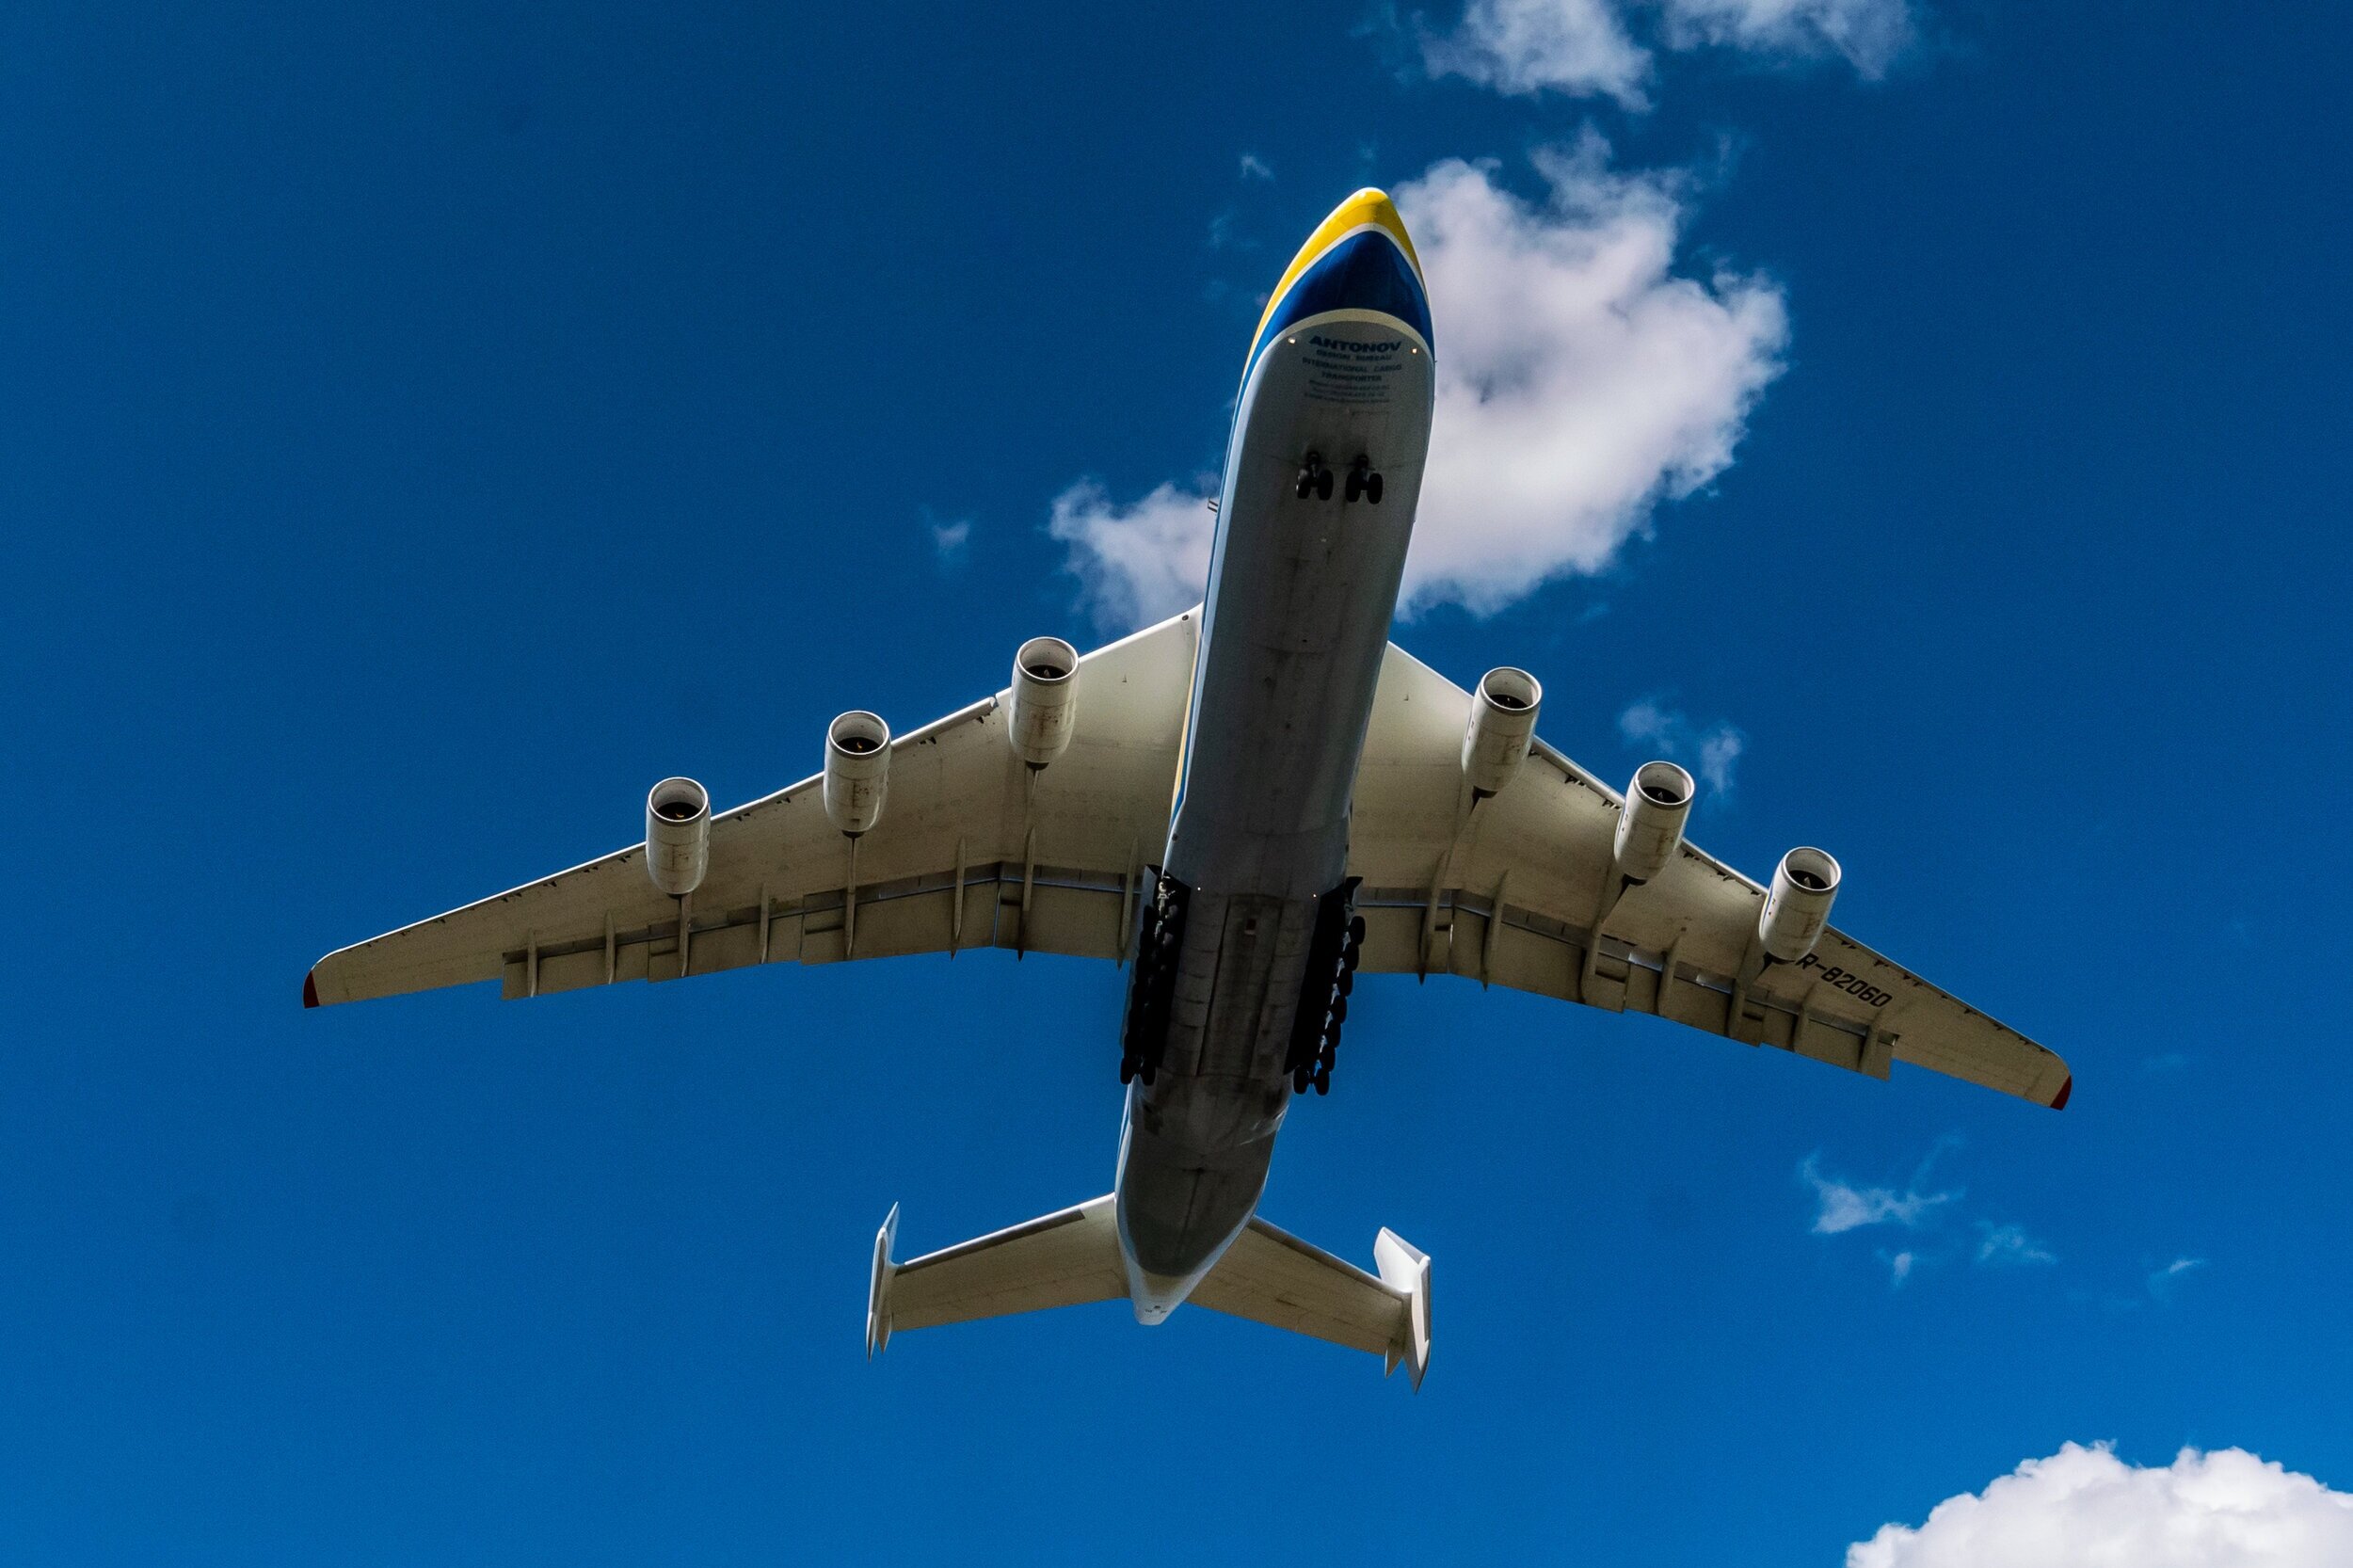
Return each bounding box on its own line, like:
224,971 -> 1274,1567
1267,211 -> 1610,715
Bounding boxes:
1374,1228 -> 1433,1390
866,1205 -> 901,1358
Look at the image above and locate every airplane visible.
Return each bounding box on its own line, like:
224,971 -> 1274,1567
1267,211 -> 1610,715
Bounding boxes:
305,187 -> 2071,1390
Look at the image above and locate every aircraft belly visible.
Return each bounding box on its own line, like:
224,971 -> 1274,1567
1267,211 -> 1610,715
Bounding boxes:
1118,311 -> 1433,1294
1169,313 -> 1434,903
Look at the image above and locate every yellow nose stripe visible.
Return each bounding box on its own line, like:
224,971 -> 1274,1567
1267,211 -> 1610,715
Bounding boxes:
1253,188 -> 1422,345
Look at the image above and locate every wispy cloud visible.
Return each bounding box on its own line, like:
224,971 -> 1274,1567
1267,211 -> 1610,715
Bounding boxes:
1239,152 -> 1274,182
1420,0 -> 1914,107
1422,0 -> 1655,107
1696,726 -> 1743,792
1803,1143 -> 2062,1285
2147,1256 -> 2206,1302
1655,0 -> 1914,80
929,517 -> 972,567
1975,1222 -> 2057,1268
1849,1443 -> 2353,1568
1801,1152 -> 1958,1236
1048,139 -> 1785,631
1619,699 -> 1746,792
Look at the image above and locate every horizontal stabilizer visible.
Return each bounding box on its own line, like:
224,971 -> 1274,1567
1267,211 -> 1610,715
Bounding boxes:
865,1198 -> 1432,1387
1192,1216 -> 1433,1389
867,1195 -> 1123,1357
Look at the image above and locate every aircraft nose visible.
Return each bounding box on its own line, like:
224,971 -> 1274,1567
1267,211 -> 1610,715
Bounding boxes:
1325,187 -> 1420,273
1246,183 -> 1434,376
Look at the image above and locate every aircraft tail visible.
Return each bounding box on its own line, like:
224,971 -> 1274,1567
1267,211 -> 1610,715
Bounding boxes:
866,1197 -> 1432,1387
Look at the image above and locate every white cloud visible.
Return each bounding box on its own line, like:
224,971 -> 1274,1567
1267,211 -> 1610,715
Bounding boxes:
2149,1256 -> 2207,1301
1421,0 -> 1913,103
1654,0 -> 1914,79
1239,152 -> 1274,182
1421,0 -> 1655,107
1396,141 -> 1785,614
1048,139 -> 1785,630
930,518 -> 972,565
1801,1153 -> 1958,1236
1619,699 -> 1747,792
1695,726 -> 1744,791
1047,479 -> 1216,630
1618,698 -> 1673,745
1803,1144 -> 2067,1286
1975,1222 -> 2057,1268
1849,1443 -> 2353,1568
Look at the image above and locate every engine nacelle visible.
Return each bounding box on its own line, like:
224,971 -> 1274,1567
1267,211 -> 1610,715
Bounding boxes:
1612,760 -> 1694,886
1007,635 -> 1080,769
1460,666 -> 1542,798
645,776 -> 711,896
824,711 -> 891,837
1758,846 -> 1841,965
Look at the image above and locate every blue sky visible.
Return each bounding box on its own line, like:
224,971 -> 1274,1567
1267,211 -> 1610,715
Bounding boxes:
4,2 -> 2351,1561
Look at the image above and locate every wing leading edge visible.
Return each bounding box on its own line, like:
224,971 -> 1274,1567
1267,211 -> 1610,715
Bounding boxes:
1346,642 -> 2071,1109
306,610 -> 1201,1008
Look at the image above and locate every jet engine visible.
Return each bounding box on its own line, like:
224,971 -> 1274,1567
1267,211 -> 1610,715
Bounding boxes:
1612,760 -> 1695,886
1460,666 -> 1542,798
645,776 -> 711,896
1757,846 -> 1841,965
1007,635 -> 1080,769
824,711 -> 891,836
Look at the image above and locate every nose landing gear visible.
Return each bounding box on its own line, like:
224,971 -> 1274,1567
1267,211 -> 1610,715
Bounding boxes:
1299,451 -> 1385,504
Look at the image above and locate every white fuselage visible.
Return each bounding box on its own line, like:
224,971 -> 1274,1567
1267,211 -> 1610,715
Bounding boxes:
1114,285 -> 1435,1318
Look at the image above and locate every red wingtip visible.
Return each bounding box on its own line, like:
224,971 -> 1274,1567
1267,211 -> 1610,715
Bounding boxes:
2050,1075 -> 2072,1111
303,970 -> 320,1009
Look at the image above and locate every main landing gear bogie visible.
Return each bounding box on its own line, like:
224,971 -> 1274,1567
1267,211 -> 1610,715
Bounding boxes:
1120,874 -> 1190,1088
1287,889 -> 1366,1097
1295,451 -> 1383,505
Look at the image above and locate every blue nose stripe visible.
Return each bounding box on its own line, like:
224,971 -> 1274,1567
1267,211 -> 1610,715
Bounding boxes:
1245,230 -> 1432,386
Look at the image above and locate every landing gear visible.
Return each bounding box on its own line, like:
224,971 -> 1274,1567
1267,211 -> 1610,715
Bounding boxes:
1300,451 -> 1386,504
1120,873 -> 1190,1086
1286,885 -> 1366,1097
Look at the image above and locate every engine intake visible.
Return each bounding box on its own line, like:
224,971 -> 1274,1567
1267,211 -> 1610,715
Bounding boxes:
1007,635 -> 1080,769
645,776 -> 711,896
1612,760 -> 1694,886
1461,666 -> 1542,798
824,711 -> 891,836
1758,846 -> 1841,965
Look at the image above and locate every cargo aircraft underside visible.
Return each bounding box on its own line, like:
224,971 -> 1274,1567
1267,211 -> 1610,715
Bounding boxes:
307,190 -> 2070,1389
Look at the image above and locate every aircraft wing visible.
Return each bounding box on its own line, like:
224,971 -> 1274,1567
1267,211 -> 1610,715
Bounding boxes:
1345,643 -> 2072,1109
305,610 -> 1200,1007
